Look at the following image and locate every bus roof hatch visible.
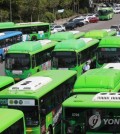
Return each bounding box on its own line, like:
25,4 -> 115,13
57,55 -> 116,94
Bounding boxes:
9,76 -> 52,91
69,31 -> 80,34
37,40 -> 51,46
80,38 -> 92,43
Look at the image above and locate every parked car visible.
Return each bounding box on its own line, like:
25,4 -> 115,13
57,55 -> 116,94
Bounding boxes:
89,17 -> 99,23
82,15 -> 90,23
110,25 -> 120,34
72,16 -> 84,21
113,7 -> 120,13
86,14 -> 97,18
72,19 -> 85,27
64,22 -> 76,30
50,24 -> 58,34
74,18 -> 88,25
52,25 -> 66,32
51,27 -> 58,34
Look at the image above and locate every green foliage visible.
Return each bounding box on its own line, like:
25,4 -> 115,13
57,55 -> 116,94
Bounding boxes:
0,0 -> 91,22
42,12 -> 55,23
59,0 -> 72,8
56,9 -> 74,20
0,9 -> 9,21
84,7 -> 88,14
62,10 -> 74,18
79,7 -> 88,14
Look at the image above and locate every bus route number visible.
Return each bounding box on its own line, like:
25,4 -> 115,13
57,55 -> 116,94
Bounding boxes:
72,113 -> 80,117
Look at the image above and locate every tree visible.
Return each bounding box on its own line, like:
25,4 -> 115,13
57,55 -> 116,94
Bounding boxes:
59,0 -> 72,9
47,0 -> 60,19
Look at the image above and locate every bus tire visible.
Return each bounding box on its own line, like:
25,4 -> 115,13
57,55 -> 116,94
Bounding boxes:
47,125 -> 53,134
31,35 -> 37,41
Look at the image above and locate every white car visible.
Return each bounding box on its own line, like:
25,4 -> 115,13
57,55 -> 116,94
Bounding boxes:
86,14 -> 96,18
51,28 -> 58,34
73,17 -> 88,24
53,25 -> 66,32
50,26 -> 58,34
113,8 -> 120,13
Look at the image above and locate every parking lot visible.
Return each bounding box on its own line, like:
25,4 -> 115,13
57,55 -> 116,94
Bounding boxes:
55,14 -> 120,32
0,14 -> 120,76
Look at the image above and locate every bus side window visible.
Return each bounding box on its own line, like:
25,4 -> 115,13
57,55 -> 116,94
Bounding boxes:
35,52 -> 41,66
32,55 -> 35,68
55,84 -> 66,105
81,49 -> 89,64
40,92 -> 53,115
78,53 -> 81,65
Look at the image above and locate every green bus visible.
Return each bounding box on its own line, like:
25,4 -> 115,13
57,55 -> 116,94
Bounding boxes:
62,92 -> 120,134
0,108 -> 26,134
96,36 -> 120,68
0,70 -> 77,134
98,7 -> 114,20
49,31 -> 85,42
84,29 -> 117,40
51,38 -> 99,76
5,40 -> 57,81
71,68 -> 120,95
0,76 -> 14,91
0,22 -> 50,41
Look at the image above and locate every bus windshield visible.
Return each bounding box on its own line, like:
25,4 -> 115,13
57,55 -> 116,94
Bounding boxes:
5,53 -> 30,70
97,48 -> 120,64
64,108 -> 120,133
9,106 -> 39,127
52,51 -> 77,68
98,10 -> 109,15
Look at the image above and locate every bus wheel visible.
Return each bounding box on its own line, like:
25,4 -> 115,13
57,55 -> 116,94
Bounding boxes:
31,35 -> 37,41
47,126 -> 53,134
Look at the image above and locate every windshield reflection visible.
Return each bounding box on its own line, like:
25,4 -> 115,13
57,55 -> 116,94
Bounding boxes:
98,10 -> 110,15
52,51 -> 77,68
5,53 -> 30,70
9,106 -> 39,127
97,51 -> 120,64
52,57 -> 77,68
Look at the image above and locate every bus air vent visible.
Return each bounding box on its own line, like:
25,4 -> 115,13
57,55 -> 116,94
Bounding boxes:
9,76 -> 52,91
80,38 -> 92,43
92,92 -> 120,101
37,40 -> 51,46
